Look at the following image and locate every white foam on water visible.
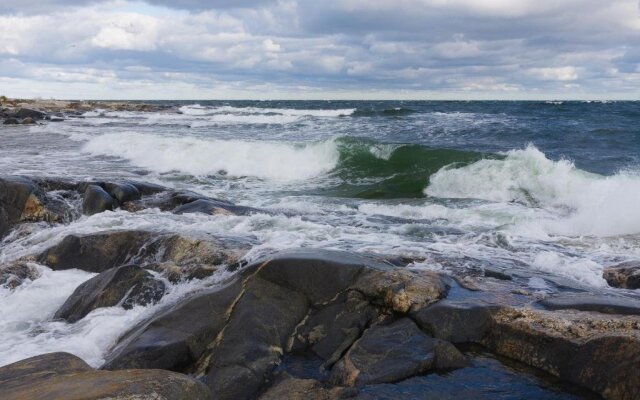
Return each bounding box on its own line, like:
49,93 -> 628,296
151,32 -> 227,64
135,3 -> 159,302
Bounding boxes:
426,145 -> 640,237
81,133 -> 340,181
178,104 -> 356,117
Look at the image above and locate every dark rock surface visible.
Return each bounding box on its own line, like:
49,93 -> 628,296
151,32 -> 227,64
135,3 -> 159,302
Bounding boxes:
104,182 -> 141,203
259,374 -> 357,400
603,261 -> 640,289
82,184 -> 114,215
539,294 -> 640,315
54,264 -> 165,323
329,318 -> 466,386
14,108 -> 47,120
0,352 -> 212,400
3,118 -> 19,125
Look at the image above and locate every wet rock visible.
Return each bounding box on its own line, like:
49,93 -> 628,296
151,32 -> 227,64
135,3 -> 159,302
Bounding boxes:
14,108 -> 47,120
104,182 -> 141,204
0,352 -> 212,400
290,291 -> 377,368
38,230 -> 250,276
0,176 -> 55,237
82,184 -> 114,215
412,300 -> 501,343
204,275 -> 309,400
54,264 -> 165,323
351,268 -> 448,313
259,374 -> 357,400
3,118 -> 19,125
174,198 -> 260,216
603,261 -> 640,289
483,308 -> 640,400
103,278 -> 243,371
483,267 -> 512,281
0,262 -> 41,289
21,117 -> 36,124
329,318 -> 467,386
539,294 -> 640,316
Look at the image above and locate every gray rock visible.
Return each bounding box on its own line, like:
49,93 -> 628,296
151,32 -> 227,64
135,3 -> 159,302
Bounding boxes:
329,318 -> 467,386
54,264 -> 165,323
2,118 -> 19,125
104,182 -> 141,204
0,352 -> 212,400
15,108 -> 47,120
539,294 -> 640,316
603,261 -> 640,289
82,184 -> 114,215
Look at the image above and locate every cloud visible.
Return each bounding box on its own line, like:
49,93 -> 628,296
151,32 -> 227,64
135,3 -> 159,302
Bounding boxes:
0,0 -> 638,99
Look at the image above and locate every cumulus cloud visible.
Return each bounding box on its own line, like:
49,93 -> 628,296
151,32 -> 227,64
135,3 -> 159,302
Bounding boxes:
0,0 -> 638,99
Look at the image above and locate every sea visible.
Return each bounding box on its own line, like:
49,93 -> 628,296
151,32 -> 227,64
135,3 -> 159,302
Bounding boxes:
1,100 -> 639,376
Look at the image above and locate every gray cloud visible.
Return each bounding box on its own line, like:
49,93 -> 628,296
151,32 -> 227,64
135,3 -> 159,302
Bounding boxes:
0,0 -> 638,99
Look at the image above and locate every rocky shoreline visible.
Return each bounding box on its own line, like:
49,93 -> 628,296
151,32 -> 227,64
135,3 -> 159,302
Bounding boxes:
0,175 -> 639,399
0,96 -> 165,125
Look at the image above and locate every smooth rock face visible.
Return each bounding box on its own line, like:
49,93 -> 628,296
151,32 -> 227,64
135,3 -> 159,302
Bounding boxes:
329,318 -> 466,386
539,294 -> 640,316
103,278 -> 244,371
603,261 -> 640,289
82,184 -> 114,215
0,352 -> 212,400
54,264 -> 165,323
0,176 -> 37,237
105,182 -> 141,204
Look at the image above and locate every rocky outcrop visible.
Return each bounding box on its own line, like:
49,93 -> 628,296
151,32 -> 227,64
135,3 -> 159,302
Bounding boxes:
604,261 -> 640,289
38,230 -> 251,279
0,352 -> 212,400
54,264 -> 165,323
259,374 -> 356,400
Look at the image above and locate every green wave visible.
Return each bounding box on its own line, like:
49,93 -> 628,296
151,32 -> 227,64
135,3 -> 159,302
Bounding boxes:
320,137 -> 496,199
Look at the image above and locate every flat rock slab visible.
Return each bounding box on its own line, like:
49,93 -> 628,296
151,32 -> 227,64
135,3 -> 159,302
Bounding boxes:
330,318 -> 466,386
539,294 -> 640,316
0,352 -> 212,400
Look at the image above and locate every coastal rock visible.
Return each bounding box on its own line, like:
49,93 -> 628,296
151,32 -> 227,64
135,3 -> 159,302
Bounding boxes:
0,352 -> 212,400
54,264 -> 165,323
104,182 -> 141,204
603,261 -> 640,289
3,118 -> 19,125
22,117 -> 36,124
82,184 -> 114,215
38,230 -> 250,277
174,198 -> 260,216
259,374 -> 357,400
539,294 -> 640,315
484,308 -> 640,400
15,108 -> 47,120
329,318 -> 466,386
0,262 -> 41,289
103,278 -> 244,371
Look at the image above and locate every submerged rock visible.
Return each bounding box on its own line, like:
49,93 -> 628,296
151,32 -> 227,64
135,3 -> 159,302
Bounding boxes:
0,352 -> 212,400
54,264 -> 165,323
603,261 -> 640,289
539,294 -> 640,315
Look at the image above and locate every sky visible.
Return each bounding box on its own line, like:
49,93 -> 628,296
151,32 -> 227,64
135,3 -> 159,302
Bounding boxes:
0,0 -> 639,100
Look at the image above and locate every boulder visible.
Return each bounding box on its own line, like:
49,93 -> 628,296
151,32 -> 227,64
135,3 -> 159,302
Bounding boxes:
329,318 -> 467,386
14,108 -> 47,120
104,182 -> 141,204
0,176 -> 38,237
82,184 -> 113,215
38,230 -> 251,278
603,261 -> 640,289
22,117 -> 36,124
54,264 -> 165,323
174,198 -> 260,216
0,352 -> 212,400
0,262 -> 41,289
3,118 -> 19,125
